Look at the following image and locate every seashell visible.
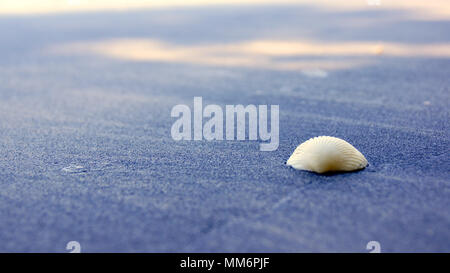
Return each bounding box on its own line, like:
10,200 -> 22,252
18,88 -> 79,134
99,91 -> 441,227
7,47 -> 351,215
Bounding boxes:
286,136 -> 368,173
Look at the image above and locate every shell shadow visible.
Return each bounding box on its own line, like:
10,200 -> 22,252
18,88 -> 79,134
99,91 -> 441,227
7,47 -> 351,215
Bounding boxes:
285,162 -> 370,176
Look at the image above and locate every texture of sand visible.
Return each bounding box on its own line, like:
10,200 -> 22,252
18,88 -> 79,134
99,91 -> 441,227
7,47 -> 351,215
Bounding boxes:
0,4 -> 449,252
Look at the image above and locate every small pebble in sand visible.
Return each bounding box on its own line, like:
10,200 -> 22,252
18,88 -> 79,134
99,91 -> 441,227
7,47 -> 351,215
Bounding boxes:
301,68 -> 328,78
62,165 -> 87,174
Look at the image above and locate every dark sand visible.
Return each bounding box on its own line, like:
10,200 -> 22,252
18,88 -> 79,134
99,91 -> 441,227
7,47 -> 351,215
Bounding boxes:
0,4 -> 449,252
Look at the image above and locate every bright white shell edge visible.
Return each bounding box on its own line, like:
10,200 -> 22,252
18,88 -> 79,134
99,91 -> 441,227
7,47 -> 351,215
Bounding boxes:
286,136 -> 368,174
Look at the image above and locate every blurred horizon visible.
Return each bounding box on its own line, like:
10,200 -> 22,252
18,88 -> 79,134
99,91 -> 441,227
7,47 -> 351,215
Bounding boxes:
1,1 -> 447,73
1,0 -> 450,21
0,0 -> 449,253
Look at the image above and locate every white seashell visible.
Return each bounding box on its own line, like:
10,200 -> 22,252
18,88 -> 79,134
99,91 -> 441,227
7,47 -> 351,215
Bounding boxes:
286,136 -> 368,173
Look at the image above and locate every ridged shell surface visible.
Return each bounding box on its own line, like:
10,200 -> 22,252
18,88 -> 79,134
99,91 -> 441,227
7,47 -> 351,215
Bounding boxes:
286,136 -> 368,173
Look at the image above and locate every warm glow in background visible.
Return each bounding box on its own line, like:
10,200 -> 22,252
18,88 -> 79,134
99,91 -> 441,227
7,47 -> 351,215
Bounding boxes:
1,0 -> 450,20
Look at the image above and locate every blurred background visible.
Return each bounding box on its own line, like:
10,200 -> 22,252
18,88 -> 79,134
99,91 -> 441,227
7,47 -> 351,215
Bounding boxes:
0,1 -> 449,252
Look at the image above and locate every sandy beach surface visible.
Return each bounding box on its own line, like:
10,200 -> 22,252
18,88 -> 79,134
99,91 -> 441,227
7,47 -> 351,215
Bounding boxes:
0,2 -> 449,252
